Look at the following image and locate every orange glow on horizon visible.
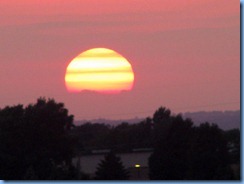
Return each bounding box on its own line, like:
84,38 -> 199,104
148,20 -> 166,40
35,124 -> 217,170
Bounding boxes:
65,48 -> 134,93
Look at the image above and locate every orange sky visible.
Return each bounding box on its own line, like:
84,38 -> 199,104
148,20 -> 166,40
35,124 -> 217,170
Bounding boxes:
0,0 -> 240,120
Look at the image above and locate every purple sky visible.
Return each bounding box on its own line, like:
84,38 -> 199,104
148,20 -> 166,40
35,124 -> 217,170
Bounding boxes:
0,0 -> 240,120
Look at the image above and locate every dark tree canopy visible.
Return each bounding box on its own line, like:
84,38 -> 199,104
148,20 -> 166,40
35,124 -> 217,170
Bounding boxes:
74,119 -> 154,153
149,110 -> 193,180
148,107 -> 235,180
94,151 -> 129,180
224,129 -> 240,164
152,107 -> 171,125
0,101 -> 239,180
0,98 -> 77,180
188,123 -> 234,180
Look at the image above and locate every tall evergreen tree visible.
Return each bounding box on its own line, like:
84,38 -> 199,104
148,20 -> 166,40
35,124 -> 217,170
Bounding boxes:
94,151 -> 129,180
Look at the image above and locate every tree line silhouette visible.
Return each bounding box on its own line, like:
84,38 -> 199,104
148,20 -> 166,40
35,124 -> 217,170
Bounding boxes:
0,98 -> 240,180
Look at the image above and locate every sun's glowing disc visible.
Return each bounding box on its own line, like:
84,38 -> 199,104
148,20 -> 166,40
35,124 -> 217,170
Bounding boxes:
65,48 -> 134,93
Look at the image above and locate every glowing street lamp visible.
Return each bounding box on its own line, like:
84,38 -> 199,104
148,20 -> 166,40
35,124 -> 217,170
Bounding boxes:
135,164 -> 141,178
135,164 -> 141,168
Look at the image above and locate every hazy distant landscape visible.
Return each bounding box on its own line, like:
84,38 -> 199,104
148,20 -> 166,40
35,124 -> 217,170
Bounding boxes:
183,110 -> 240,130
0,98 -> 240,180
75,110 -> 240,130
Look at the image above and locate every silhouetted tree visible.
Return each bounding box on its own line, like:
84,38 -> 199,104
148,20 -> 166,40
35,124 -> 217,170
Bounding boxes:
0,97 -> 78,180
94,151 -> 129,180
74,122 -> 111,151
188,123 -> 234,180
149,107 -> 235,180
149,107 -> 193,180
224,129 -> 240,164
152,107 -> 171,125
73,119 -> 154,153
224,128 -> 240,179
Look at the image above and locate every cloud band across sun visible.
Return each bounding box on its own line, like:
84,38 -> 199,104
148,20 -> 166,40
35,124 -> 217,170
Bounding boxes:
65,48 -> 134,93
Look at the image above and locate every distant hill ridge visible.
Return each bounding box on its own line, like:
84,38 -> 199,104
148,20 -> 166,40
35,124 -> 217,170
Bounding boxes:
74,117 -> 144,126
183,110 -> 240,130
74,110 -> 240,130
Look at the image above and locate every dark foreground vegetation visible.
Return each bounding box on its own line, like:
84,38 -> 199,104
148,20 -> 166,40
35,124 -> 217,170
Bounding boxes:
0,98 -> 240,180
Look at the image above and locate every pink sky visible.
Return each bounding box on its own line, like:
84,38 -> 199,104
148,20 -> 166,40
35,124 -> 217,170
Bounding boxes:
0,0 -> 240,120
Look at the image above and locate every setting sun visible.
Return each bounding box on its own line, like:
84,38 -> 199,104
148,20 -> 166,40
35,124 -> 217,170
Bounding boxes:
65,48 -> 134,93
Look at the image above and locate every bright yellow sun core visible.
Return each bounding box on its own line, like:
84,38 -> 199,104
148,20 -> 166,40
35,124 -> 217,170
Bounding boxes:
65,48 -> 134,93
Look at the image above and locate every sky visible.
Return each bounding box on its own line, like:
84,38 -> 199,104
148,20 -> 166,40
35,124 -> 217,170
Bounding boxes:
0,0 -> 240,120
